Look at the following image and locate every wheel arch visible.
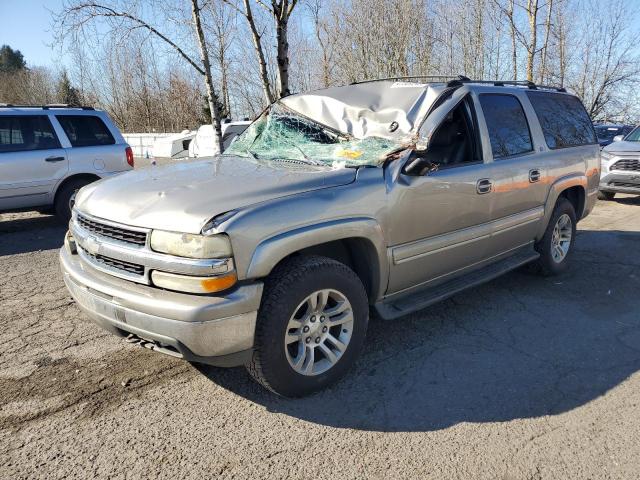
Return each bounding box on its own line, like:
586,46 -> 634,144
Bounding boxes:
53,173 -> 101,204
245,218 -> 388,303
559,185 -> 586,219
537,174 -> 587,239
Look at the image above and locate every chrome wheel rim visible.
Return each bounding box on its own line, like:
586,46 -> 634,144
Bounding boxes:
284,289 -> 354,376
551,213 -> 572,263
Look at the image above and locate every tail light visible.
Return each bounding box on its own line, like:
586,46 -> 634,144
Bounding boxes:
125,146 -> 134,168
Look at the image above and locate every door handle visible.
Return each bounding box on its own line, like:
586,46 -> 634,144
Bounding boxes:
529,168 -> 541,183
45,156 -> 65,162
476,178 -> 493,194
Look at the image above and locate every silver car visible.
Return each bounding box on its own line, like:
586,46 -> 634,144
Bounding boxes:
60,79 -> 600,396
598,125 -> 640,200
0,104 -> 133,220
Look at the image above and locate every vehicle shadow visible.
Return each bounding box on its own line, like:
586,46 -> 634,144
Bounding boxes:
0,213 -> 66,256
611,195 -> 640,206
197,228 -> 640,432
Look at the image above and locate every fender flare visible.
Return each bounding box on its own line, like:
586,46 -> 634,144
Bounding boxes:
537,173 -> 587,239
245,217 -> 388,301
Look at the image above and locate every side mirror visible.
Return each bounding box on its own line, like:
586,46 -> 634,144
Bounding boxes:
403,150 -> 438,176
613,135 -> 624,142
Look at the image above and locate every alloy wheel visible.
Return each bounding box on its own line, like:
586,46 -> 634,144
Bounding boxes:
284,289 -> 354,376
551,213 -> 572,263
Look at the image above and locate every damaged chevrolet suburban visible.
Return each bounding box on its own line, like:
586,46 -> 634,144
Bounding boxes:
60,78 -> 600,396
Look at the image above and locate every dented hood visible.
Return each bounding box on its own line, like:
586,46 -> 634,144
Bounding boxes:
74,156 -> 356,233
280,81 -> 444,141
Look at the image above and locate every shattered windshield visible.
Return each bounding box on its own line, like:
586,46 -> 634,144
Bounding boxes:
224,103 -> 402,167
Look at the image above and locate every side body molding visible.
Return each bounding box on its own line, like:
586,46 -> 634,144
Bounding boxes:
537,173 -> 587,239
246,217 -> 389,302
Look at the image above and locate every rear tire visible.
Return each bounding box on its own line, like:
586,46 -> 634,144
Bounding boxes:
534,198 -> 577,276
597,191 -> 615,201
54,178 -> 95,223
246,255 -> 369,397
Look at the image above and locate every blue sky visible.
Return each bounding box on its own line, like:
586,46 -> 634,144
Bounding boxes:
0,0 -> 65,67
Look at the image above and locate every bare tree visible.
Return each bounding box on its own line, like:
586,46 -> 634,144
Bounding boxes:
36,0 -> 640,129
191,0 -> 224,148
552,3 -> 568,87
505,0 -> 518,79
523,0 -> 541,81
270,0 -> 298,97
55,0 -> 224,150
569,0 -> 640,119
538,0 -> 554,83
223,0 -> 298,100
206,1 -> 237,116
307,0 -> 334,88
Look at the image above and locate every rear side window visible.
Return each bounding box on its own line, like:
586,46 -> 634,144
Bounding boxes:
56,115 -> 115,147
479,94 -> 533,159
526,91 -> 596,149
0,115 -> 61,153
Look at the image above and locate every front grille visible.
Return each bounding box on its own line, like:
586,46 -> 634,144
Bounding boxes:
77,214 -> 147,246
610,181 -> 640,189
611,158 -> 640,171
83,251 -> 145,276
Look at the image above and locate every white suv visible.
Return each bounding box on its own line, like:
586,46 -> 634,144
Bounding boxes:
0,104 -> 133,221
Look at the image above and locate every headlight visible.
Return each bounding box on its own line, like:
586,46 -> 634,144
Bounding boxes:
150,230 -> 232,258
600,151 -> 614,174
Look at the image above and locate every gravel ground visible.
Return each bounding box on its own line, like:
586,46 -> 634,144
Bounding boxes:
1,194 -> 640,479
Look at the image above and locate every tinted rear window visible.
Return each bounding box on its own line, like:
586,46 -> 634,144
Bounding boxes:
479,94 -> 533,159
526,92 -> 596,149
0,115 -> 61,153
56,115 -> 115,147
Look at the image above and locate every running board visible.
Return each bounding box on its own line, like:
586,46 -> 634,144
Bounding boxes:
375,250 -> 540,320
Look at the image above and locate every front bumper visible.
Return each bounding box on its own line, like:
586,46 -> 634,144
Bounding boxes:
599,171 -> 640,194
60,238 -> 263,367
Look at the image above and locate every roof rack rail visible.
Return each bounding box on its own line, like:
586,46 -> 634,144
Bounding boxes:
349,75 -> 567,92
0,103 -> 95,110
447,78 -> 567,92
351,75 -> 465,85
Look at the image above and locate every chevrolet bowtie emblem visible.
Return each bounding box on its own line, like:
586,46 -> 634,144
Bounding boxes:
84,236 -> 100,255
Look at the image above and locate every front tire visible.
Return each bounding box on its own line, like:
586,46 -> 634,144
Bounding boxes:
54,178 -> 94,223
246,255 -> 369,397
534,198 -> 577,276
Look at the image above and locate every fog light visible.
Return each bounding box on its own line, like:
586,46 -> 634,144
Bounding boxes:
151,270 -> 237,294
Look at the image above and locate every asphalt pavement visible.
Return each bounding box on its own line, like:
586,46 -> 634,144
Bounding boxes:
1,195 -> 639,479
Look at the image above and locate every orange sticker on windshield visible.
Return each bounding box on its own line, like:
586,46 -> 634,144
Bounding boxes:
336,148 -> 363,159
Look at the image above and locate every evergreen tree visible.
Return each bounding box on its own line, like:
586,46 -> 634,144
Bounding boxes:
56,70 -> 82,105
0,45 -> 26,73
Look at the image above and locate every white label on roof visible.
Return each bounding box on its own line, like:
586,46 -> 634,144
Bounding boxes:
391,82 -> 427,88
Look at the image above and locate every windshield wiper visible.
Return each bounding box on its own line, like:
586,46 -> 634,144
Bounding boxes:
280,138 -> 324,166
